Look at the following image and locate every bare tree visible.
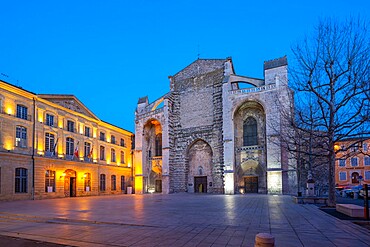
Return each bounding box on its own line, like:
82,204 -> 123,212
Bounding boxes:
276,89 -> 328,196
290,17 -> 370,206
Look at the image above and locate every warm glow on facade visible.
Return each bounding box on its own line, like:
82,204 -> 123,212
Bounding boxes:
6,106 -> 13,115
1,80 -> 134,201
135,176 -> 143,192
58,119 -> 63,128
38,110 -> 43,122
4,139 -> 13,150
38,142 -> 43,153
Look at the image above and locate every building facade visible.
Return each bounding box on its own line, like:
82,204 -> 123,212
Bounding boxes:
0,80 -> 133,200
134,57 -> 297,195
335,138 -> 370,187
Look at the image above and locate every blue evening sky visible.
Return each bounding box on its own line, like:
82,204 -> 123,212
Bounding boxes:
0,1 -> 368,132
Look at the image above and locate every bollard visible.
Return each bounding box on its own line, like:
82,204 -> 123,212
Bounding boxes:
255,233 -> 275,247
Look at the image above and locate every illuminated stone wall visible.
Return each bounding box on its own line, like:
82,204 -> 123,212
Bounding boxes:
135,57 -> 297,195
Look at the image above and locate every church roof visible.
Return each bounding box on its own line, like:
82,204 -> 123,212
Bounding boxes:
172,58 -> 230,81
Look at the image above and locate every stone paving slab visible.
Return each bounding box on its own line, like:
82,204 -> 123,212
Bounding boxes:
0,194 -> 369,246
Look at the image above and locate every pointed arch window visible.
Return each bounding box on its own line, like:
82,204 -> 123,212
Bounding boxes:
243,117 -> 258,146
155,134 -> 162,156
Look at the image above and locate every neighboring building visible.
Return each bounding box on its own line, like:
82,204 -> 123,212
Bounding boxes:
0,80 -> 133,200
134,57 -> 297,195
335,138 -> 370,186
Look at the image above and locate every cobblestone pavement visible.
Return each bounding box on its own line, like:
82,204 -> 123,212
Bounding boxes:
0,194 -> 369,247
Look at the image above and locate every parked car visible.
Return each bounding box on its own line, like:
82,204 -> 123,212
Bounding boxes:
340,185 -> 363,198
359,186 -> 370,198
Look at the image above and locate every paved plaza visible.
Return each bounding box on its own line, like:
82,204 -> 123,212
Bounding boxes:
0,194 -> 369,247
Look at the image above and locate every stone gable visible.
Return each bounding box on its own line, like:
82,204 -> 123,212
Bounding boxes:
38,95 -> 98,119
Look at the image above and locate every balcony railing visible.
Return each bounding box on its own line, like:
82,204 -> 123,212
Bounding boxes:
230,84 -> 276,95
236,145 -> 264,152
44,121 -> 57,127
67,128 -> 77,133
15,139 -> 28,148
0,109 -> 32,121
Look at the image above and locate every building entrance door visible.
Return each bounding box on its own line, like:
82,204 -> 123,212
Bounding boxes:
244,176 -> 258,193
63,169 -> 77,197
155,180 -> 162,192
194,176 -> 207,193
351,172 -> 359,184
70,177 -> 76,197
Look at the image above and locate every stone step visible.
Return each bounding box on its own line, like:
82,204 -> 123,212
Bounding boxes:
336,203 -> 365,218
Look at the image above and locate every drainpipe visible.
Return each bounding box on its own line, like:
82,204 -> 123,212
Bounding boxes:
32,97 -> 36,200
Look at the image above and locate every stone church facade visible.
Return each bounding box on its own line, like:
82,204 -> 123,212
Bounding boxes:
134,57 -> 296,195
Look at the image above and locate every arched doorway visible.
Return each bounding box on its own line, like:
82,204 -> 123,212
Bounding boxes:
63,169 -> 77,197
187,140 -> 213,193
351,172 -> 359,184
143,119 -> 162,193
233,101 -> 266,194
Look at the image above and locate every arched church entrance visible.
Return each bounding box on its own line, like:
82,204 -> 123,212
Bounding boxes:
143,119 -> 163,193
233,101 -> 267,194
187,140 -> 213,193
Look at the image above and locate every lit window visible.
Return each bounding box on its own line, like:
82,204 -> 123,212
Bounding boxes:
338,159 -> 346,167
339,172 -> 347,181
243,117 -> 258,146
100,146 -> 105,160
45,133 -> 55,152
15,168 -> 28,193
45,170 -> 55,192
84,142 -> 91,158
46,114 -> 54,126
67,120 -> 75,132
351,157 -> 358,167
66,137 -> 74,156
364,157 -> 370,166
111,149 -> 116,162
365,171 -> 370,180
100,174 -> 106,191
155,134 -> 162,156
16,126 -> 27,148
16,105 -> 28,120
111,175 -> 116,191
363,143 -> 368,152
84,126 -> 91,137
121,151 -> 125,164
100,132 -> 105,141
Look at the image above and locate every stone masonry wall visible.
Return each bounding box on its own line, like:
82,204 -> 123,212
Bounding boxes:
169,64 -> 225,193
